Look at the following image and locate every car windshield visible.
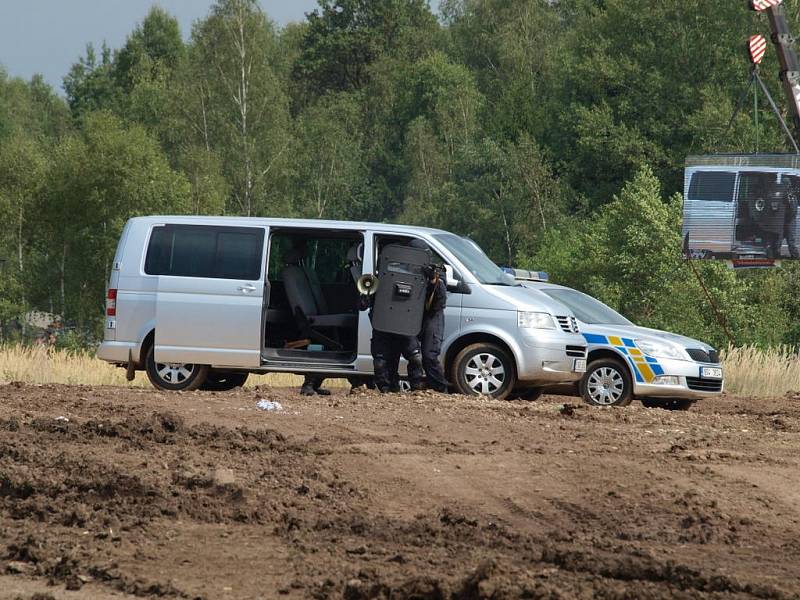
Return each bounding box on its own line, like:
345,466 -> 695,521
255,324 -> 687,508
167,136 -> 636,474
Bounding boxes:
540,288 -> 632,325
434,233 -> 515,285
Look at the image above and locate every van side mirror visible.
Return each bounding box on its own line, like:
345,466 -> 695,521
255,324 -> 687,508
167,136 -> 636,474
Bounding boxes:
444,264 -> 470,294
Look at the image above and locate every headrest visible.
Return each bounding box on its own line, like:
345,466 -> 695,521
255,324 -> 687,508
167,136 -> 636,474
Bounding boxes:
346,242 -> 363,263
408,238 -> 430,251
284,249 -> 304,265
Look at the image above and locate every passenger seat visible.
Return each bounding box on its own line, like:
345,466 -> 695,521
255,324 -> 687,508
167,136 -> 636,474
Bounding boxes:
281,250 -> 357,350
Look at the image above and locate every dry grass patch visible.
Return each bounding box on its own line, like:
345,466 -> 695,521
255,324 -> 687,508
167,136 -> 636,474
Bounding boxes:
721,345 -> 800,397
0,345 -> 325,389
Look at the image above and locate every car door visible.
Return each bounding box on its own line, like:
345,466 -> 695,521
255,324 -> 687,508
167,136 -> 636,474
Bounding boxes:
150,224 -> 267,367
683,169 -> 736,257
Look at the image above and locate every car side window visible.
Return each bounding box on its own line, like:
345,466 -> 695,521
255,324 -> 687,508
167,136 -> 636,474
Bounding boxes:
688,171 -> 735,202
145,225 -> 265,280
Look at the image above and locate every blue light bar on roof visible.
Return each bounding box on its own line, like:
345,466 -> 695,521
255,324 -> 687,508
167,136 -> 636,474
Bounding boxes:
506,268 -> 549,282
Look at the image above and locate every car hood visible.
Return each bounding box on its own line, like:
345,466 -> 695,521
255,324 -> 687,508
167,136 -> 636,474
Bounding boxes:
466,283 -> 576,315
580,322 -> 715,352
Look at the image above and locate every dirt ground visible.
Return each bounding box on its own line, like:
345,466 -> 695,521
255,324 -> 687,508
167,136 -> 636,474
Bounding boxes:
1,383 -> 800,600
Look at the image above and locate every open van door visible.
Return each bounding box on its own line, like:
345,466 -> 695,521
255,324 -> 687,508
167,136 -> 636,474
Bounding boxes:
150,224 -> 267,367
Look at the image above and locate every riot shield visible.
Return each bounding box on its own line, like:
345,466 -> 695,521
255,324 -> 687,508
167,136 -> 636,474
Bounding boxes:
371,244 -> 430,336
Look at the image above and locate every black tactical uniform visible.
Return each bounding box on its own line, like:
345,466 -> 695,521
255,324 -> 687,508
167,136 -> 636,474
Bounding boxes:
361,292 -> 424,392
420,274 -> 448,392
784,185 -> 800,258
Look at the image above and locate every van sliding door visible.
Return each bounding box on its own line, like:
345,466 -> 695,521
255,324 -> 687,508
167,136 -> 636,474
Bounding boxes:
150,224 -> 267,367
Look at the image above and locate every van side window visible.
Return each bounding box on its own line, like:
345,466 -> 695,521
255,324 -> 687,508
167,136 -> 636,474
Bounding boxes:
688,171 -> 735,202
145,225 -> 264,280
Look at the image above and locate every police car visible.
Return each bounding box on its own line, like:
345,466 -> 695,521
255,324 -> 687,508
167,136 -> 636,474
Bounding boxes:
506,269 -> 723,410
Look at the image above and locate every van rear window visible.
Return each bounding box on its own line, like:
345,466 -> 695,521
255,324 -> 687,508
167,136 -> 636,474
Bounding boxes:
145,225 -> 265,280
687,171 -> 735,202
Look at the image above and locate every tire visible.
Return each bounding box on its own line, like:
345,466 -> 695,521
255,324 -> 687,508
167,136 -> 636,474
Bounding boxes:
509,386 -> 543,401
145,344 -> 208,392
452,343 -> 516,400
580,358 -> 633,407
200,371 -> 248,391
641,398 -> 695,411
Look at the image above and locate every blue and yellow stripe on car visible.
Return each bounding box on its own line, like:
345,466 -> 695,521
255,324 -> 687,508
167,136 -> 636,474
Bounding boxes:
582,333 -> 664,383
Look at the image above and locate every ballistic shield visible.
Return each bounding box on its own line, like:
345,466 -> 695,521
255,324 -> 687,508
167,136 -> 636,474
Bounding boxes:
371,244 -> 431,336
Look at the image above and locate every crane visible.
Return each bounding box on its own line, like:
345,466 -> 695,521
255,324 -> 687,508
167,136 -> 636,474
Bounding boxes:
754,1 -> 800,144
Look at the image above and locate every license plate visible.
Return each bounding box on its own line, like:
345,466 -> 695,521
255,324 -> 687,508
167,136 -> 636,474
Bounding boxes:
700,367 -> 722,379
574,358 -> 587,372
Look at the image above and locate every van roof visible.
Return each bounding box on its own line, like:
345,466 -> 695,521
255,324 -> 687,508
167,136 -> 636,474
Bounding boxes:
129,215 -> 450,236
686,154 -> 800,169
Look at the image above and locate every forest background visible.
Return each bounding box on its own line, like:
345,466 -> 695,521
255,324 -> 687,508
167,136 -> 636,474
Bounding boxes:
1,0 -> 798,350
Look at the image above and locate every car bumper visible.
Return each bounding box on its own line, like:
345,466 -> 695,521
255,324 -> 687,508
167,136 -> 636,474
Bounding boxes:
97,341 -> 138,365
517,330 -> 587,385
633,358 -> 724,399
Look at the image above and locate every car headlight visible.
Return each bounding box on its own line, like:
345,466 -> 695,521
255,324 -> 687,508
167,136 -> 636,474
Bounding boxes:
518,311 -> 556,330
635,339 -> 687,360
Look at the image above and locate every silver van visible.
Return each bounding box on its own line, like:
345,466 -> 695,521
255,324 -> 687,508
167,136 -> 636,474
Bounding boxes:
683,154 -> 800,259
97,216 -> 587,399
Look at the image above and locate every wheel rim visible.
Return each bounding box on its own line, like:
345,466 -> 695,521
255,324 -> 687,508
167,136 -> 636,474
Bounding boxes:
586,366 -> 625,405
156,362 -> 195,385
464,352 -> 505,395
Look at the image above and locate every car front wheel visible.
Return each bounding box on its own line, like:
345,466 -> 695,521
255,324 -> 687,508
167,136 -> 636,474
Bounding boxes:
580,358 -> 633,407
145,345 -> 208,391
452,343 -> 516,400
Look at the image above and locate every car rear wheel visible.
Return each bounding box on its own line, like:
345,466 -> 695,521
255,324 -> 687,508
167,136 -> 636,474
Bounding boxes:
201,371 -> 248,391
452,343 -> 516,400
145,345 -> 208,392
580,359 -> 633,407
641,398 -> 695,411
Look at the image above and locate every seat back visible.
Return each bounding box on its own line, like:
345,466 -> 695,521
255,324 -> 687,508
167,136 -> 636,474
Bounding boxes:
303,264 -> 329,314
282,264 -> 320,319
346,242 -> 363,284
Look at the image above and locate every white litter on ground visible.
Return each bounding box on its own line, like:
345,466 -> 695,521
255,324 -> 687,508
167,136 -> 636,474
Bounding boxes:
256,399 -> 283,412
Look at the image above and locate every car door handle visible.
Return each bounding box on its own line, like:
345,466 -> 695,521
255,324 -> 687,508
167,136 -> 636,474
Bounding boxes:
237,284 -> 257,293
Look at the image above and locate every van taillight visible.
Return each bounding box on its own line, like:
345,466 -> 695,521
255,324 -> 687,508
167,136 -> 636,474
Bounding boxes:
107,288 -> 117,317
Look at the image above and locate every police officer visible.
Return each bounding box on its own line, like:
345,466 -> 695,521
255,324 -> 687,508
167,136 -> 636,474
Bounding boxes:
409,240 -> 448,392
360,246 -> 425,393
362,287 -> 425,392
782,179 -> 800,258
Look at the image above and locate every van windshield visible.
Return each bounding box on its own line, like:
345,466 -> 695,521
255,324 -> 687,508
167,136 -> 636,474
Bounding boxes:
434,233 -> 515,285
540,288 -> 632,325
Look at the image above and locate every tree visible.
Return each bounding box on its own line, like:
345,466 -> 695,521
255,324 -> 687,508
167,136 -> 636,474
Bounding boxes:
291,93 -> 367,218
34,112 -> 191,330
294,0 -> 439,99
63,43 -> 119,120
190,0 -> 291,216
113,6 -> 184,93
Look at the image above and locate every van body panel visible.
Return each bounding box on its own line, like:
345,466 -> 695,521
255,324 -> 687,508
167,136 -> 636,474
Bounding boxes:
153,223 -> 268,367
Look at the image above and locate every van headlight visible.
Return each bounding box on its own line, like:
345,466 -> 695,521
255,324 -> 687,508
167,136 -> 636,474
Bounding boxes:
518,311 -> 556,330
635,339 -> 686,360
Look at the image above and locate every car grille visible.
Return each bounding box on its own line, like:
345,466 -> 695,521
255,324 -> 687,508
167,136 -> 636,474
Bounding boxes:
566,345 -> 587,358
686,377 -> 723,392
556,315 -> 580,333
686,348 -> 720,363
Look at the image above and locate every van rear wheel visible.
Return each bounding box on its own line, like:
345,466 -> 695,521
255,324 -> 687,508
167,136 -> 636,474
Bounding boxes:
452,343 -> 516,400
145,345 -> 208,391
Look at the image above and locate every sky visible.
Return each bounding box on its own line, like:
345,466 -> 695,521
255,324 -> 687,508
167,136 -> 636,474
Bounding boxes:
0,0 -> 331,93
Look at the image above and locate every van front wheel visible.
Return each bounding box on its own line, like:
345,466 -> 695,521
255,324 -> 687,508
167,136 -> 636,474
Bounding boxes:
145,345 -> 208,391
452,343 -> 516,400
